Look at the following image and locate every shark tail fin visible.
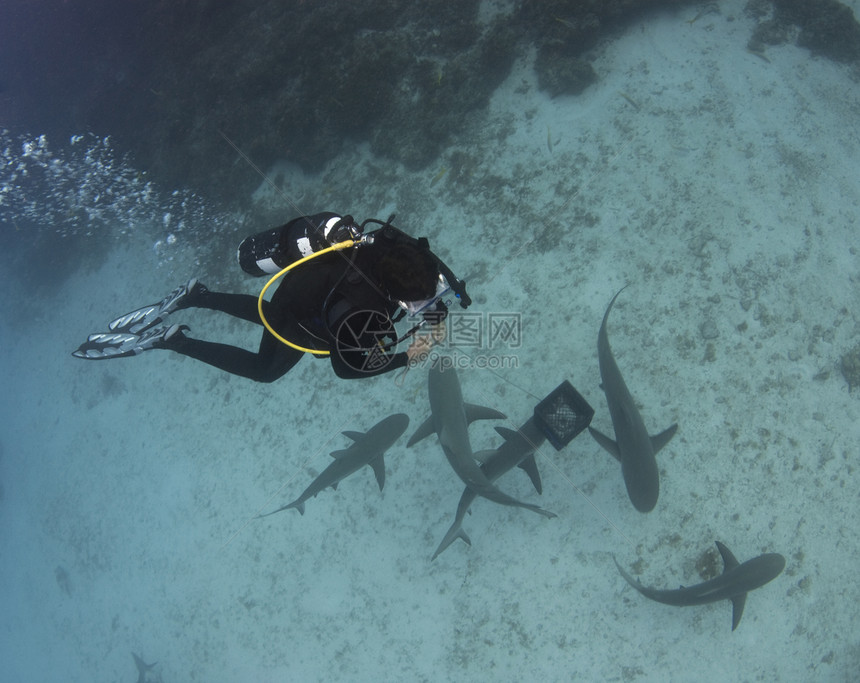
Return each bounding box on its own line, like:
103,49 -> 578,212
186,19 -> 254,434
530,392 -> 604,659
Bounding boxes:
715,541 -> 740,571
432,528 -> 472,561
256,500 -> 299,519
132,652 -> 156,675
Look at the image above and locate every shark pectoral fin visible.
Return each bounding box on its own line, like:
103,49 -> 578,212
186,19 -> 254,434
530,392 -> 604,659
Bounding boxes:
730,593 -> 748,631
537,506 -> 558,519
588,426 -> 621,462
463,403 -> 506,424
473,448 -> 496,464
612,555 -> 644,594
714,541 -> 746,630
329,448 -> 350,459
370,456 -> 386,491
407,415 -> 435,447
650,423 -> 678,454
341,430 -> 364,442
518,454 -> 543,494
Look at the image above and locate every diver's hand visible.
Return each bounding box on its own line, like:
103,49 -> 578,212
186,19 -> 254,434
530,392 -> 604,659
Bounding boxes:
406,322 -> 446,363
429,321 -> 446,344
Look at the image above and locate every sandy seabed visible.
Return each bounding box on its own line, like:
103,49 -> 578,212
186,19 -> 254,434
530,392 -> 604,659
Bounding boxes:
2,2 -> 859,681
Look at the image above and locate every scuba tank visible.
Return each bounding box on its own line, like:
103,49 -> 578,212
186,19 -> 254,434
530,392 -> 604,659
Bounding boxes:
237,213 -> 360,276
237,226 -> 289,276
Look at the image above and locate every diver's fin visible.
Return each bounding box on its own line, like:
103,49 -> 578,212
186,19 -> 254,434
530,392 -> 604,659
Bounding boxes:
72,331 -> 144,360
108,278 -> 205,334
72,324 -> 189,360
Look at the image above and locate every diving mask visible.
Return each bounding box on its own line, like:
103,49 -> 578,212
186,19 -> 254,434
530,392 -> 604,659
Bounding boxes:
397,274 -> 451,316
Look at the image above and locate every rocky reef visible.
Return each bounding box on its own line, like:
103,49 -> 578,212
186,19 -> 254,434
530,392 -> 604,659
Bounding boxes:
3,0 -> 859,204
3,0 -> 702,201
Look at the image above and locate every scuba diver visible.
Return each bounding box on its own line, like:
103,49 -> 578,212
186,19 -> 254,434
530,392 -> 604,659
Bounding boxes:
72,213 -> 471,381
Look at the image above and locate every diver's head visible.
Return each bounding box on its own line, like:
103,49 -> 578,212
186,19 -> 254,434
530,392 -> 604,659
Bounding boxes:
374,242 -> 439,302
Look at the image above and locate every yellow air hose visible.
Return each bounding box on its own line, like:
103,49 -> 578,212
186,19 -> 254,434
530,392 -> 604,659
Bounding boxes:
256,240 -> 356,355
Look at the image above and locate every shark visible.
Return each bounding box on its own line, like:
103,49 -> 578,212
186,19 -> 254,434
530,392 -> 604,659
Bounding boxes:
588,286 -> 677,512
408,362 -> 555,520
614,541 -> 786,631
132,653 -> 157,683
432,418 -> 549,560
258,413 -> 409,517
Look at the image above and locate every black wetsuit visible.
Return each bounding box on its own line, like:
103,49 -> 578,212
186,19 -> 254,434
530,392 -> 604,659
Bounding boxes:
167,213 -> 433,382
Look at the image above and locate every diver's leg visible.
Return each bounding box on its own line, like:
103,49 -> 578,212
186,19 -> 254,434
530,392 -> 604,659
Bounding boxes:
165,326 -> 302,383
108,280 -> 272,332
182,289 -> 268,326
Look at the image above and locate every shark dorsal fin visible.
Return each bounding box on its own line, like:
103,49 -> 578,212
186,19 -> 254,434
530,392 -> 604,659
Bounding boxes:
463,403 -> 506,423
492,426 -> 543,492
329,448 -> 350,459
494,425 -> 520,441
494,426 -> 537,450
715,541 -> 741,572
341,430 -> 364,442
